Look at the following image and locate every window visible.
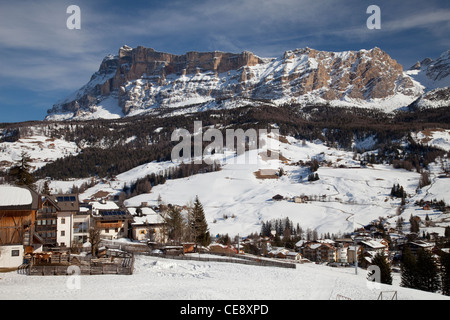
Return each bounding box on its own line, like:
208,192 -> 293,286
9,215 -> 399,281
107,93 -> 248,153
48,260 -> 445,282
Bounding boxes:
61,218 -> 65,224
61,231 -> 65,236
11,250 -> 20,257
105,229 -> 109,233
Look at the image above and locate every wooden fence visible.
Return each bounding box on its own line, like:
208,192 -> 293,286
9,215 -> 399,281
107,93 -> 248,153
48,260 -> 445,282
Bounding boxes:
26,252 -> 134,276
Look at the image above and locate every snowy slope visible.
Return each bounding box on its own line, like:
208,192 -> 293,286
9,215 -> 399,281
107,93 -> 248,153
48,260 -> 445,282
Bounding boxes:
63,136 -> 417,237
406,51 -> 450,90
412,129 -> 450,151
0,135 -> 79,172
0,254 -> 448,300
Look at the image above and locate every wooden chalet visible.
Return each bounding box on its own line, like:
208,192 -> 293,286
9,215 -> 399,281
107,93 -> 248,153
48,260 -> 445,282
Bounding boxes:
93,209 -> 133,240
0,185 -> 40,268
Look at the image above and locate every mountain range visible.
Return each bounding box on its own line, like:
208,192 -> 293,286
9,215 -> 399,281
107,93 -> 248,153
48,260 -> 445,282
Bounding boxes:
45,46 -> 450,121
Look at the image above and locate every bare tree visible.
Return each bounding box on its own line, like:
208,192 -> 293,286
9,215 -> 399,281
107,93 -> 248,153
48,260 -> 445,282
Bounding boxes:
88,226 -> 101,257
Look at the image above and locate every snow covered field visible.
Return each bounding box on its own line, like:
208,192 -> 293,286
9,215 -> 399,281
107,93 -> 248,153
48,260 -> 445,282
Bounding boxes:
33,131 -> 449,239
0,135 -> 79,171
121,137 -> 426,237
0,255 -> 448,300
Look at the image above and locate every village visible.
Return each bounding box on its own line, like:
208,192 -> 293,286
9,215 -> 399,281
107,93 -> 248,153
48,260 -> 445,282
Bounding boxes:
1,183 -> 448,277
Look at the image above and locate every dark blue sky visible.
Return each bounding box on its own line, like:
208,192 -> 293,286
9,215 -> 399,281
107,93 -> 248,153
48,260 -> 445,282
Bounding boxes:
0,0 -> 449,123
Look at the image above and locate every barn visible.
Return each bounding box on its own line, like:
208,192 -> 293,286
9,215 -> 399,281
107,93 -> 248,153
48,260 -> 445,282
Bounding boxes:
0,185 -> 40,268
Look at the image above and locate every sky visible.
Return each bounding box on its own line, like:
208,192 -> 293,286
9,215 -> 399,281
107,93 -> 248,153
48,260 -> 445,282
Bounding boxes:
0,0 -> 449,123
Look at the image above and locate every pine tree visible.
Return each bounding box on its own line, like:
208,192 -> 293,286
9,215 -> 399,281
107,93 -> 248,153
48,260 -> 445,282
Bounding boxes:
192,196 -> 210,247
42,180 -> 51,195
416,249 -> 440,293
166,206 -> 185,244
370,252 -> 393,285
441,253 -> 450,296
9,151 -> 35,187
401,247 -> 418,289
445,226 -> 450,238
409,215 -> 420,234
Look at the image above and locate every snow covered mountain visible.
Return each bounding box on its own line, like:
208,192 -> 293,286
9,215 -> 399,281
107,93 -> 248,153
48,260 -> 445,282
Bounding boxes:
405,50 -> 450,109
45,45 -> 441,121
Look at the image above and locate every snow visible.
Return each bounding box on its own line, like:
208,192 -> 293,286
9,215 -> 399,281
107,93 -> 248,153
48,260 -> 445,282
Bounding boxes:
0,255 -> 447,300
90,200 -> 119,212
46,47 -> 440,121
47,96 -> 124,121
412,129 -> 450,152
0,185 -> 32,206
0,135 -> 79,171
121,138 -> 422,237
78,161 -> 178,201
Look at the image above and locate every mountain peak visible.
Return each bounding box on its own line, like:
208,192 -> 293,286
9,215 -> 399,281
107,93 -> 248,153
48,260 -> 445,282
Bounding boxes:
45,46 -> 448,121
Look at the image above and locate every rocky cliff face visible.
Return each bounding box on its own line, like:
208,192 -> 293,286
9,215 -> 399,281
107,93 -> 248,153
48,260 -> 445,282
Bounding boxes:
46,45 -> 441,121
405,50 -> 450,109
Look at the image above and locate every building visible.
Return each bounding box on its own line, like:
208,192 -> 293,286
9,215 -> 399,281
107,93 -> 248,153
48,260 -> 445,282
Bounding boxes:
35,195 -> 58,248
336,244 -> 349,263
360,239 -> 389,255
91,200 -> 133,240
37,194 -> 79,249
128,206 -> 167,243
301,242 -> 337,263
210,243 -> 237,255
293,196 -> 308,203
399,240 -> 434,256
347,245 -> 363,264
73,203 -> 91,245
317,243 -> 337,262
0,185 -> 40,268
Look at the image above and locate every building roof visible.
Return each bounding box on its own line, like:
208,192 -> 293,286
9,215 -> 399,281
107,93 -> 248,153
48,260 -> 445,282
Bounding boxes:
0,185 -> 39,210
47,194 -> 79,211
361,240 -> 386,249
410,240 -> 434,248
95,210 -> 133,221
90,200 -> 119,211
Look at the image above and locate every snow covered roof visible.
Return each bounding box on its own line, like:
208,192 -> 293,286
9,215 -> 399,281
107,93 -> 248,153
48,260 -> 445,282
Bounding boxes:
361,240 -> 386,249
132,213 -> 165,225
0,185 -> 33,207
128,207 -> 164,225
90,200 -> 119,211
410,241 -> 434,248
295,240 -> 306,247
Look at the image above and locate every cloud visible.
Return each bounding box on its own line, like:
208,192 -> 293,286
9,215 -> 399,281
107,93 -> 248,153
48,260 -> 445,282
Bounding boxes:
383,9 -> 450,33
0,0 -> 448,94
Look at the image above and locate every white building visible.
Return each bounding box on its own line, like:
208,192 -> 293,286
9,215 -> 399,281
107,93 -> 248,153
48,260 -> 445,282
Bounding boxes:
46,195 -> 79,248
128,206 -> 167,242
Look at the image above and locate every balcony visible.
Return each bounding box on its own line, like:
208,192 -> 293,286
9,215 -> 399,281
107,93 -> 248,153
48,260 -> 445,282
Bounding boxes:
96,221 -> 123,229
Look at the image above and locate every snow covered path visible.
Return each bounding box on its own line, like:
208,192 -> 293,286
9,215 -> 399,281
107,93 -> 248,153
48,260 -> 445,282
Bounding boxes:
0,255 -> 448,300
